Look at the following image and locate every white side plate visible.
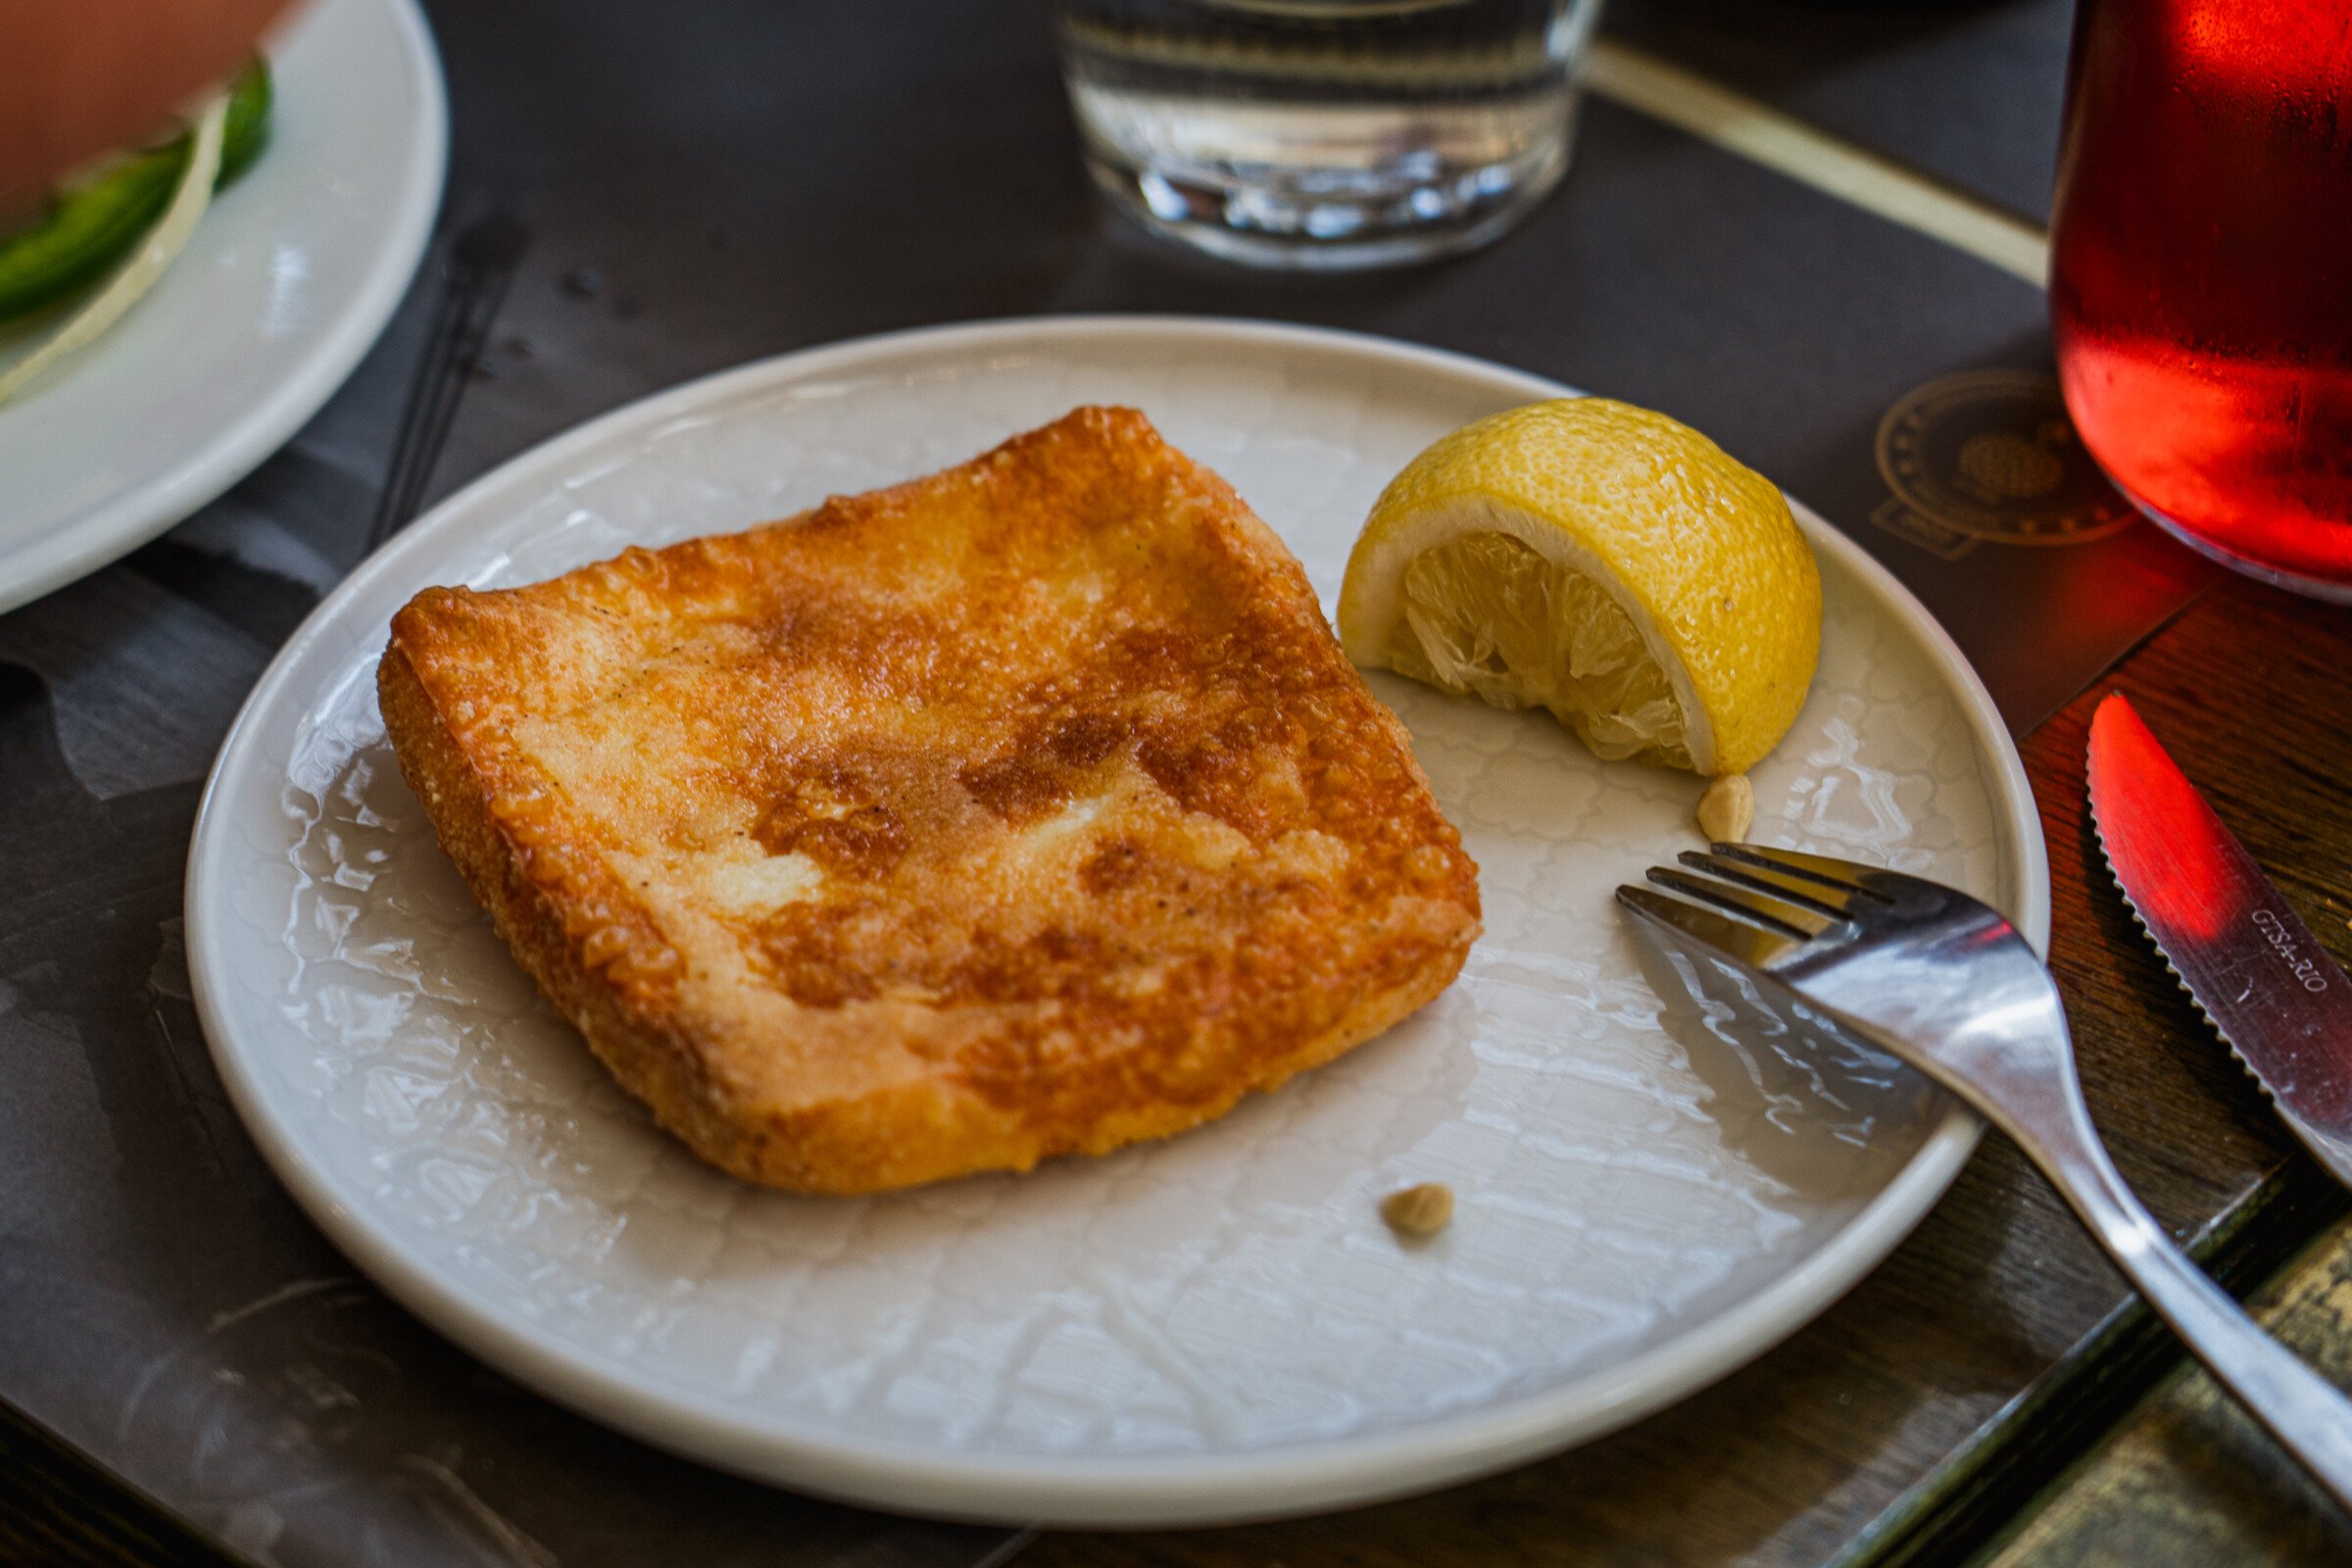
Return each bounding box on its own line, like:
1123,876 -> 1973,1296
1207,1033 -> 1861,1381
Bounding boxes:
0,0 -> 446,614
187,318 -> 2046,1527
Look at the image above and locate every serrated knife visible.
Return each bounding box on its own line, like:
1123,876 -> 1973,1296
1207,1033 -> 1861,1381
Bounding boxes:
2087,691 -> 2352,1188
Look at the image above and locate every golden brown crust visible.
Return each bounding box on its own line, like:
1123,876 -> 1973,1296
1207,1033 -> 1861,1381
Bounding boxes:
377,407 -> 1481,1193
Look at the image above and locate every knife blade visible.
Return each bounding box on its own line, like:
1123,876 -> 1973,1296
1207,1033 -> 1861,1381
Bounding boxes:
2087,691 -> 2352,1188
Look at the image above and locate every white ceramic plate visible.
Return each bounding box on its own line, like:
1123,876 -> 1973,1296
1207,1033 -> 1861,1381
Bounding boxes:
187,318 -> 2046,1527
0,0 -> 445,615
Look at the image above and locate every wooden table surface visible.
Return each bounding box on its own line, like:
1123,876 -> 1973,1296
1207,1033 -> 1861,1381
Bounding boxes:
1015,570 -> 2352,1568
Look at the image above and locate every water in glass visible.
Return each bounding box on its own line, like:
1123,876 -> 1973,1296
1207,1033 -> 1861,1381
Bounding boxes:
1056,0 -> 1598,270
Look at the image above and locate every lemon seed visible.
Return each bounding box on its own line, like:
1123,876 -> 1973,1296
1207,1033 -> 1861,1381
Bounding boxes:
1697,773 -> 1754,844
1382,1182 -> 1454,1238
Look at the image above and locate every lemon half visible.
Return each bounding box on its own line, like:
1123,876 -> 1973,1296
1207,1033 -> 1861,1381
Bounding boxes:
1337,399 -> 1821,777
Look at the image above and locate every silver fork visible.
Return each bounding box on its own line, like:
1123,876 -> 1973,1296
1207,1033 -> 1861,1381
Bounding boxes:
1618,843 -> 2352,1514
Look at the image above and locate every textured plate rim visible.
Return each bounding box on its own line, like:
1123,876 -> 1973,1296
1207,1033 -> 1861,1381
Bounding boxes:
186,315 -> 2045,1528
0,0 -> 449,616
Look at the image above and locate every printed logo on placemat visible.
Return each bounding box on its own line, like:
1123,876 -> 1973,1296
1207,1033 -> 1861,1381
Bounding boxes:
1873,369 -> 2135,561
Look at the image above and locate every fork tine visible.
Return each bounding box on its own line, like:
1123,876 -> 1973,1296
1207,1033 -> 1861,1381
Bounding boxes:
1678,850 -> 1885,916
1707,841 -> 1884,892
1615,884 -> 1809,971
1646,865 -> 1838,939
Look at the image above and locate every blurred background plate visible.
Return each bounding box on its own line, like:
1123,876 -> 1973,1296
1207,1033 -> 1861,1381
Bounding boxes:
0,0 -> 445,616
185,318 -> 2047,1527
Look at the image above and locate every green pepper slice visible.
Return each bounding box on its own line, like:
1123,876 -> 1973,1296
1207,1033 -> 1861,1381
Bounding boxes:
0,58 -> 271,323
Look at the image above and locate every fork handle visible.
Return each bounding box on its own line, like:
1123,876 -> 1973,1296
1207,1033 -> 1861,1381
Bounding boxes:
2007,1095 -> 2352,1514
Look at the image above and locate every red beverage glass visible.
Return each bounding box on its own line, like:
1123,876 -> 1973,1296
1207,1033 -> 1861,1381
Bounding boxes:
2050,0 -> 2352,599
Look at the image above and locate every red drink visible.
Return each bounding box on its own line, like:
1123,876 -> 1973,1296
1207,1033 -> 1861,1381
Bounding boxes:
2050,0 -> 2352,598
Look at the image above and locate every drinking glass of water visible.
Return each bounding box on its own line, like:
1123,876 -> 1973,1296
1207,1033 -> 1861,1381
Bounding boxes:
1054,0 -> 1602,270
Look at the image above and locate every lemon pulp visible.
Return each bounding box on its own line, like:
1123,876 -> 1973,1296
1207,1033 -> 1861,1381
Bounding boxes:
1392,530 -> 1690,768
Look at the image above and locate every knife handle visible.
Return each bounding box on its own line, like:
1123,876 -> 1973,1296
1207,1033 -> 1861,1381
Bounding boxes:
2008,1087 -> 2352,1514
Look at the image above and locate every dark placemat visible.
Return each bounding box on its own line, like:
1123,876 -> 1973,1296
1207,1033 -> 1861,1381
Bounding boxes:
1606,0 -> 2077,222
0,0 -> 2213,1562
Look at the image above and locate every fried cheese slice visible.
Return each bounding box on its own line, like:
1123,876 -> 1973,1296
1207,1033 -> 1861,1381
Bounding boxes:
379,407 -> 1480,1193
